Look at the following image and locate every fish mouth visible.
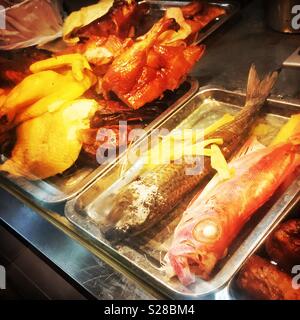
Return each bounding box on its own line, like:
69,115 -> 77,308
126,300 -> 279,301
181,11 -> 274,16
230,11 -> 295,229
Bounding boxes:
167,242 -> 209,286
167,241 -> 217,285
167,253 -> 195,286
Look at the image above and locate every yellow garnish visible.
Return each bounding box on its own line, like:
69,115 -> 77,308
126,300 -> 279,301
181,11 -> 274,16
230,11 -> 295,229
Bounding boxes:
204,113 -> 235,136
143,113 -> 234,167
141,113 -> 234,168
30,54 -> 92,82
167,114 -> 234,143
271,114 -> 300,146
210,144 -> 234,180
13,72 -> 95,126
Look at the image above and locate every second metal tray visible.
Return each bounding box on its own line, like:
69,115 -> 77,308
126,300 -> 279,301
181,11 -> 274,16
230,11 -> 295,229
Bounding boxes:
65,88 -> 300,299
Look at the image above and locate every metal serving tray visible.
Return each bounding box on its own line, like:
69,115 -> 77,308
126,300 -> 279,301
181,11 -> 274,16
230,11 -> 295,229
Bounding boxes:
139,1 -> 240,44
222,199 -> 300,300
0,79 -> 198,204
65,87 -> 300,299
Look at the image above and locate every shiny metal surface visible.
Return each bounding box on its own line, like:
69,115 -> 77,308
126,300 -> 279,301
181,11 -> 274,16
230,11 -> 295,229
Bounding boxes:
0,184 -> 159,299
1,0 -> 300,300
65,87 -> 300,299
283,46 -> 300,68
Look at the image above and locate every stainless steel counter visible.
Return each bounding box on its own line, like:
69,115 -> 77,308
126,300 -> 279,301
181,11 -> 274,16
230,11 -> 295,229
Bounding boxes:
1,0 -> 300,300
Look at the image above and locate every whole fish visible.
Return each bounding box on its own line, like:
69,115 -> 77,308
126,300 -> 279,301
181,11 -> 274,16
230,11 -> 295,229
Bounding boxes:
165,139 -> 300,285
104,65 -> 278,241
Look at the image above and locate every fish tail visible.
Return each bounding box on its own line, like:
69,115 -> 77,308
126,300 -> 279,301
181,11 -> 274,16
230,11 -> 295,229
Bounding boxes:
245,64 -> 278,110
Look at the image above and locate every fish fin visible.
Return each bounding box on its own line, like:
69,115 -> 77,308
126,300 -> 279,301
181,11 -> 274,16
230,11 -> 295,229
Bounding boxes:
245,64 -> 278,109
233,136 -> 265,160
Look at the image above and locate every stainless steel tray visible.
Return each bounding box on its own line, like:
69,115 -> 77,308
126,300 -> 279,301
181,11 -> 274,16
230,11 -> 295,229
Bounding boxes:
0,79 -> 198,204
65,88 -> 300,299
65,87 -> 300,299
139,1 -> 240,44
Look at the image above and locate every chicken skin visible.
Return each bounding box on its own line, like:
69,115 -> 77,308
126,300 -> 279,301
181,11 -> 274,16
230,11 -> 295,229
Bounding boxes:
102,17 -> 205,109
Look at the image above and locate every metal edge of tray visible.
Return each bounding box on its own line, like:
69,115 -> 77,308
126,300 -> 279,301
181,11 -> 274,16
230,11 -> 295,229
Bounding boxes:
65,86 -> 300,299
0,78 -> 199,205
140,0 -> 240,45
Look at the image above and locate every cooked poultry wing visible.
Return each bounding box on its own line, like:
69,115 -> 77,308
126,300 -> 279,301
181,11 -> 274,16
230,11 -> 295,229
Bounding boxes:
102,15 -> 205,109
265,219 -> 300,272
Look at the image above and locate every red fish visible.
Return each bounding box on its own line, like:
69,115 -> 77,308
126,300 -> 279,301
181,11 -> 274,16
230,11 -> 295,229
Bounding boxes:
165,139 -> 300,285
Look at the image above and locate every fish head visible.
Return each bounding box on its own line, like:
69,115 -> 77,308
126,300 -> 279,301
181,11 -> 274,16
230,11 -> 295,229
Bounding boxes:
165,209 -> 221,285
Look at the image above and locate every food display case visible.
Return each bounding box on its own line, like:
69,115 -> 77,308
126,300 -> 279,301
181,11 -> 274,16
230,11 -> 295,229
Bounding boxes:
0,0 -> 300,300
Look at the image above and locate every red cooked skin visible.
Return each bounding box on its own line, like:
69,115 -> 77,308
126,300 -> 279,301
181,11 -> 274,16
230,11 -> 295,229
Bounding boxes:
166,143 -> 300,286
102,17 -> 204,109
101,18 -> 176,106
123,44 -> 204,109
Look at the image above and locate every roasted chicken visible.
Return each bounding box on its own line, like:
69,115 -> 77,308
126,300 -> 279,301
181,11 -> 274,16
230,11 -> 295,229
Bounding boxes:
80,98 -> 163,163
62,35 -> 134,76
0,99 -> 98,180
63,1 -> 223,76
102,14 -> 205,109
